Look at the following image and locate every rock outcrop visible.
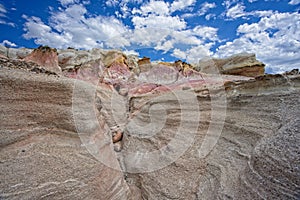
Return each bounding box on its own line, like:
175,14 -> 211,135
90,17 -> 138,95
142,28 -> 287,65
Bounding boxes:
0,45 -> 33,59
0,46 -> 299,200
121,72 -> 300,199
137,57 -> 152,73
24,46 -> 61,74
0,66 -> 140,200
198,53 -> 265,77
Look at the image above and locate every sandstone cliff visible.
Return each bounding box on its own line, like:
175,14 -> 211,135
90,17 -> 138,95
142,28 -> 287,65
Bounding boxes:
0,46 -> 299,199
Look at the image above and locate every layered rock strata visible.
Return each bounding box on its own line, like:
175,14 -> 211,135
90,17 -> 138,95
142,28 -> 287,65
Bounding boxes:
0,46 -> 299,199
198,53 -> 265,77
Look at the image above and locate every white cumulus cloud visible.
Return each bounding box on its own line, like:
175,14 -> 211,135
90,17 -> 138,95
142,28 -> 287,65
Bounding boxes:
123,49 -> 139,56
172,48 -> 186,59
170,0 -> 196,12
23,4 -> 129,49
225,3 -> 247,19
216,12 -> 300,73
1,39 -> 17,47
22,1 -> 220,65
138,0 -> 170,16
224,2 -> 275,20
186,45 -> 212,63
155,40 -> 174,53
132,14 -> 186,30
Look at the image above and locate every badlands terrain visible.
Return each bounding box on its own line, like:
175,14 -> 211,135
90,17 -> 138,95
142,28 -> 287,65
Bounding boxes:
0,45 -> 299,199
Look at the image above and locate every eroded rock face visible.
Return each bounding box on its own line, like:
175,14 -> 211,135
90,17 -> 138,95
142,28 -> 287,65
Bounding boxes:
0,47 -> 299,200
8,48 -> 33,59
137,64 -> 179,85
0,45 -> 7,56
198,53 -> 265,77
122,73 -> 300,199
24,46 -> 61,74
58,48 -> 105,70
63,59 -> 105,85
0,67 -> 138,200
137,57 -> 152,73
237,118 -> 300,199
0,45 -> 33,59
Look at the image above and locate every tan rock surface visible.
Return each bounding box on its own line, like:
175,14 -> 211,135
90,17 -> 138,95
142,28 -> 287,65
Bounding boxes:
198,53 -> 265,77
0,67 -> 138,200
0,45 -> 33,59
0,48 -> 299,200
57,48 -> 105,70
123,74 -> 300,199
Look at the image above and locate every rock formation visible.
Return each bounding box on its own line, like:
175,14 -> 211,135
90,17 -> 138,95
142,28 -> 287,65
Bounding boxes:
0,45 -> 299,199
24,46 -> 61,74
198,53 -> 265,77
0,45 -> 33,59
0,67 -> 135,199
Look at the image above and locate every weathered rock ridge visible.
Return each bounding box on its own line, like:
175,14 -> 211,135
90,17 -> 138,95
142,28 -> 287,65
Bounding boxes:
0,46 -> 299,200
198,53 -> 265,77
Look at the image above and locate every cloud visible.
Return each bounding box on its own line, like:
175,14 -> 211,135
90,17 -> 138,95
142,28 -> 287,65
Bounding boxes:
123,49 -> 139,56
18,0 -> 299,73
222,1 -> 274,20
170,0 -> 196,12
251,10 -> 275,17
23,15 -> 71,47
105,0 -> 118,7
1,39 -> 17,47
172,48 -> 186,59
58,0 -> 90,7
224,2 -> 275,20
0,3 -> 7,14
129,14 -> 218,55
129,13 -> 187,48
288,0 -> 300,5
58,0 -> 82,7
132,0 -> 197,16
155,40 -> 174,53
205,14 -> 216,20
186,45 -> 212,63
216,12 -> 300,73
0,3 -> 15,27
222,0 -> 240,9
172,45 -> 213,63
198,2 -> 216,16
107,0 -> 143,18
192,26 -> 218,41
182,2 -> 216,19
131,14 -> 186,29
137,0 -> 170,16
23,4 -> 129,49
225,3 -> 247,19
106,0 -> 143,7
22,0 -> 220,65
170,28 -> 217,63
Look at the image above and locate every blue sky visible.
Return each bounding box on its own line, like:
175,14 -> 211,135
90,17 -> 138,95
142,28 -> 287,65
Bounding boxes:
0,0 -> 299,73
